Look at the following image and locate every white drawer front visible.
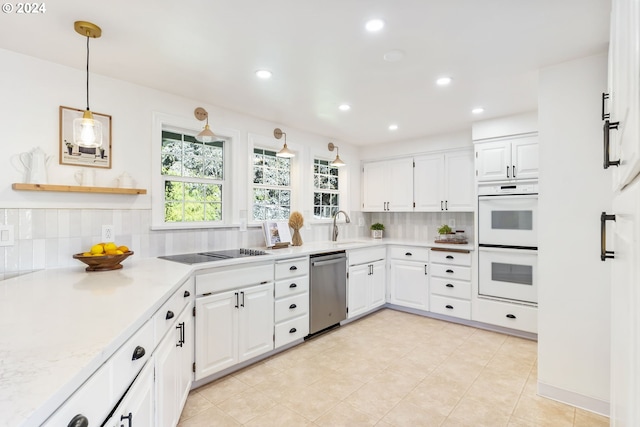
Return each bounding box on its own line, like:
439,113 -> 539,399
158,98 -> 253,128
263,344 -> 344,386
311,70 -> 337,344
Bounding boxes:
275,315 -> 309,347
430,250 -> 471,266
196,262 -> 273,294
275,257 -> 309,279
275,276 -> 309,298
430,277 -> 471,300
388,246 -> 429,262
349,247 -> 386,265
275,293 -> 309,323
112,320 -> 154,399
154,279 -> 193,345
430,295 -> 471,320
430,263 -> 471,281
473,298 -> 538,333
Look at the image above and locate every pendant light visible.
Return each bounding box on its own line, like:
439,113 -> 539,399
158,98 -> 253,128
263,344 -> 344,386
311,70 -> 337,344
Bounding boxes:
273,128 -> 295,158
194,107 -> 216,142
328,142 -> 346,167
73,21 -> 103,148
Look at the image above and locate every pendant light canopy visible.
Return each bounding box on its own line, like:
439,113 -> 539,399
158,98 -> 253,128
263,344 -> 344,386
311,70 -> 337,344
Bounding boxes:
328,142 -> 346,167
274,128 -> 295,158
194,107 -> 216,142
73,21 -> 103,148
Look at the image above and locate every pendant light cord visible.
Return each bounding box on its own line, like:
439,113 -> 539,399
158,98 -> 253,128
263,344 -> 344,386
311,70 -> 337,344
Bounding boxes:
85,35 -> 90,111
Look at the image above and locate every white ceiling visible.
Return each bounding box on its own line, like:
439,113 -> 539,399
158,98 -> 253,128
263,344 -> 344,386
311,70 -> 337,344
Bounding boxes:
0,1 -> 611,145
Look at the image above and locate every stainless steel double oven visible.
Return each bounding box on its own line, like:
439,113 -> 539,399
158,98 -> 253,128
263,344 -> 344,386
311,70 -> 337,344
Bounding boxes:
478,182 -> 538,305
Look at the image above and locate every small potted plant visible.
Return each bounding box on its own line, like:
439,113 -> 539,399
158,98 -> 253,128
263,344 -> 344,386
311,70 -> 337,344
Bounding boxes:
437,224 -> 454,241
370,222 -> 385,239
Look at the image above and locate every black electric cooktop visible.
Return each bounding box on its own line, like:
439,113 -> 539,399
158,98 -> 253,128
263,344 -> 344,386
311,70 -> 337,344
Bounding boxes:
159,249 -> 267,265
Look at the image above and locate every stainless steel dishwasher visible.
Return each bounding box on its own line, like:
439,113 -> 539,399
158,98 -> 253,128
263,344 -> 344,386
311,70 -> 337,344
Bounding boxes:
309,251 -> 347,335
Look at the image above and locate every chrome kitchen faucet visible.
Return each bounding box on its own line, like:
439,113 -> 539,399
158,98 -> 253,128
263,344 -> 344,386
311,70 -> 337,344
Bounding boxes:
331,210 -> 351,241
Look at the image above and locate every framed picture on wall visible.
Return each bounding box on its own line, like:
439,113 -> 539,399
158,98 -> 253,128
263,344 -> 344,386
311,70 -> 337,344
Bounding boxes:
59,106 -> 112,169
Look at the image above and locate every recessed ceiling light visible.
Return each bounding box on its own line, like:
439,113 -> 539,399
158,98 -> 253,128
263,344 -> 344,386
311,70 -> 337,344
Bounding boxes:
436,77 -> 452,86
388,124 -> 398,131
383,50 -> 405,62
338,104 -> 351,111
472,107 -> 485,114
365,19 -> 385,32
255,70 -> 272,79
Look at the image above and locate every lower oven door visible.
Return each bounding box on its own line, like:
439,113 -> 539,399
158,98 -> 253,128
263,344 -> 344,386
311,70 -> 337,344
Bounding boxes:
479,246 -> 538,304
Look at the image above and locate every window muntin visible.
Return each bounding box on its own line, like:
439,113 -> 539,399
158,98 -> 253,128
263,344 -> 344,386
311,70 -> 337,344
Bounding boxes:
313,158 -> 340,219
252,148 -> 291,220
161,130 -> 224,223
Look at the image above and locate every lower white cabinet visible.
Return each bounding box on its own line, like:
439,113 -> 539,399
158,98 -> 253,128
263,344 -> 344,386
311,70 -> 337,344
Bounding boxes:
347,248 -> 386,319
274,257 -> 310,347
473,298 -> 537,333
195,282 -> 274,380
388,246 -> 429,310
104,360 -> 155,427
429,249 -> 472,320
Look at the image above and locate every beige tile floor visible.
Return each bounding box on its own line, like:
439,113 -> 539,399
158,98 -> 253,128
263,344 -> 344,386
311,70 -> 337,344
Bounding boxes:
178,309 -> 609,426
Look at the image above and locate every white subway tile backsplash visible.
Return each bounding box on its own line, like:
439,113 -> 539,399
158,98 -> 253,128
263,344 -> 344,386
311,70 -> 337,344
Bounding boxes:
45,210 -> 58,239
32,239 -> 45,270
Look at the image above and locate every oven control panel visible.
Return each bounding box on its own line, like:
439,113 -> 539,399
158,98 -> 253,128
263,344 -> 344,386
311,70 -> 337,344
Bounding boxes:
478,182 -> 538,195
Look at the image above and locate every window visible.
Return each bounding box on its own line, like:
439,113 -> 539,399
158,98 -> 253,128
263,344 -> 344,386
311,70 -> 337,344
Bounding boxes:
161,130 -> 225,223
313,158 -> 340,219
252,148 -> 291,220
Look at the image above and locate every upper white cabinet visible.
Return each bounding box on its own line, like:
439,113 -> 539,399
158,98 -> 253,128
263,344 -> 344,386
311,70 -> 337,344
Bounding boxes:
607,0 -> 640,190
362,158 -> 414,212
414,149 -> 474,212
475,134 -> 538,182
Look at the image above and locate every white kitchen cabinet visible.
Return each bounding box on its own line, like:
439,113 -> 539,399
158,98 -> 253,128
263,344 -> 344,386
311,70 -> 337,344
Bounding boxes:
608,0 -> 640,191
274,257 -> 309,347
347,247 -> 386,319
414,150 -> 474,212
475,134 -> 538,182
362,157 -> 414,212
388,247 -> 429,310
104,360 -> 155,427
429,249 -> 472,320
195,282 -> 274,380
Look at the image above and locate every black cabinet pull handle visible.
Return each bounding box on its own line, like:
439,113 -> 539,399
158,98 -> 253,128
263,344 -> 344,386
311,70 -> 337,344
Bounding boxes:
289,328 -> 297,333
506,165 -> 510,178
176,322 -> 185,347
512,165 -> 516,178
68,414 -> 89,427
446,283 -> 454,288
601,212 -> 616,261
603,120 -> 621,169
165,310 -> 174,320
602,92 -> 610,120
120,412 -> 132,427
445,200 -> 448,210
289,265 -> 298,271
446,269 -> 454,274
240,291 -> 245,307
506,314 -> 516,319
132,345 -> 145,361
446,255 -> 454,259
235,292 -> 239,308
183,290 -> 190,298
424,264 -> 428,275
440,201 -> 443,210
405,252 -> 412,256
445,305 -> 454,309
289,304 -> 297,309
289,283 -> 297,288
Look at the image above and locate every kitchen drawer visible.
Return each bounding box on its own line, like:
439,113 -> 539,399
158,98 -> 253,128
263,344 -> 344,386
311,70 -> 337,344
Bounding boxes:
430,263 -> 471,281
349,247 -> 386,266
112,319 -> 154,400
430,249 -> 471,266
473,298 -> 538,333
42,361 -> 112,427
275,293 -> 309,323
196,261 -> 273,294
154,279 -> 193,345
430,295 -> 471,320
388,246 -> 429,262
275,315 -> 309,348
275,257 -> 309,279
275,276 -> 309,298
430,277 -> 471,300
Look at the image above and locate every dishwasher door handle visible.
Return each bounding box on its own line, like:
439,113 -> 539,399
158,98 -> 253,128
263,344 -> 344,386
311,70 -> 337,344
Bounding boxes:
311,258 -> 345,267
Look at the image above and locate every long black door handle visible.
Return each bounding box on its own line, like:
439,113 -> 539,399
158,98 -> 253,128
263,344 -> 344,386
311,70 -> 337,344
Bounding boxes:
604,120 -> 621,169
601,212 -> 616,261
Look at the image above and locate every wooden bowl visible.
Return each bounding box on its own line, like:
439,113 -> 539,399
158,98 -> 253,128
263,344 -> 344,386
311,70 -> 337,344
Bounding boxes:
73,251 -> 134,272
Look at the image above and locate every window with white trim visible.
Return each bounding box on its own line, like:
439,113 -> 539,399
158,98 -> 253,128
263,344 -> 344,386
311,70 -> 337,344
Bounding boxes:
252,148 -> 291,220
313,158 -> 340,219
161,129 -> 226,222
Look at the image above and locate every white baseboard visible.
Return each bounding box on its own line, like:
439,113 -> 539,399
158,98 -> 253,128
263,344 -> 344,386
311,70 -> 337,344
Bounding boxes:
537,381 -> 610,417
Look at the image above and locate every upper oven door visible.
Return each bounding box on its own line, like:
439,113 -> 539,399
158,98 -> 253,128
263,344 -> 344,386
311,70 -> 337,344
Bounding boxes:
478,194 -> 538,248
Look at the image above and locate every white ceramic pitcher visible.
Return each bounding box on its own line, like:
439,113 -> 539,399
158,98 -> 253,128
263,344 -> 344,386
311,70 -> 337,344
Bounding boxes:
13,147 -> 52,184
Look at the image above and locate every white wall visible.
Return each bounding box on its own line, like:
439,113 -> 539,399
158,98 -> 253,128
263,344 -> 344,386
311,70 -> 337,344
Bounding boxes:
472,111 -> 538,141
358,130 -> 472,162
538,53 -> 611,414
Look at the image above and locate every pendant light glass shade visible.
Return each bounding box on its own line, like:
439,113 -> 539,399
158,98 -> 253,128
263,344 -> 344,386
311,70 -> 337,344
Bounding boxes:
328,142 -> 346,167
194,107 -> 216,142
274,128 -> 295,158
73,21 -> 103,148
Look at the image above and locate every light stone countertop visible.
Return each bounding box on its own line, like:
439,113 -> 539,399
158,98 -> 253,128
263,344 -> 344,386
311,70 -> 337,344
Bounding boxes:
0,238 -> 473,426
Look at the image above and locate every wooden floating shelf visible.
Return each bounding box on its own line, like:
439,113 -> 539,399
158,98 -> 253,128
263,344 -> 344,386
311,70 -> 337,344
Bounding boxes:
12,183 -> 147,195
